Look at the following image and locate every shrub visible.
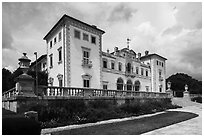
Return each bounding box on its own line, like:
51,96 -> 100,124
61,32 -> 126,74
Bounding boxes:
191,97 -> 202,103
27,98 -> 181,129
2,116 -> 41,135
88,100 -> 112,109
174,91 -> 184,97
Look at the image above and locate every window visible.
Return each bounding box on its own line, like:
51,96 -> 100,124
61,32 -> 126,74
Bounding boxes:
134,80 -> 140,91
42,62 -> 46,70
59,79 -> 62,87
50,41 -> 52,48
127,79 -> 133,91
136,67 -> 139,74
111,61 -> 115,69
127,63 -> 131,73
83,50 -> 90,64
146,70 -> 148,76
83,79 -> 90,88
49,54 -> 53,68
161,62 -> 164,67
91,36 -> 96,44
117,78 -> 124,90
146,86 -> 149,92
141,68 -> 144,75
74,29 -> 80,39
54,37 -> 57,44
103,59 -> 107,68
103,84 -> 108,89
58,32 -> 62,42
83,33 -> 89,41
58,47 -> 62,63
157,60 -> 159,65
118,62 -> 122,71
159,69 -> 162,76
159,85 -> 162,92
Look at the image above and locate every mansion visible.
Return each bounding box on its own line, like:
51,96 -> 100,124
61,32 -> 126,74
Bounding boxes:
43,14 -> 167,92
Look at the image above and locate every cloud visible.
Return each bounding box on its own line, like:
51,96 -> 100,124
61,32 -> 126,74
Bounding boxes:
163,29 -> 202,80
174,2 -> 202,29
2,2 -> 202,81
2,23 -> 13,49
162,24 -> 183,36
108,3 -> 137,22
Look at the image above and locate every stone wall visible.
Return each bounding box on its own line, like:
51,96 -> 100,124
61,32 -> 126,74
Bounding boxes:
2,96 -> 171,114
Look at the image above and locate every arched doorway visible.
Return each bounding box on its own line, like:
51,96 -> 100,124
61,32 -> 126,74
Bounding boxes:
117,78 -> 124,90
127,79 -> 133,91
134,80 -> 140,91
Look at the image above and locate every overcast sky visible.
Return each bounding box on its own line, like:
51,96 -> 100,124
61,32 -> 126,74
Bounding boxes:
2,2 -> 202,80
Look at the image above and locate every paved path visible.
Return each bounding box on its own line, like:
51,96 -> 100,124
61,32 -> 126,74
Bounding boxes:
142,98 -> 202,135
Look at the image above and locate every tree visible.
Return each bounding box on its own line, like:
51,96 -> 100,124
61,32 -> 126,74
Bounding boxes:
2,68 -> 15,93
2,67 -> 48,93
166,73 -> 202,94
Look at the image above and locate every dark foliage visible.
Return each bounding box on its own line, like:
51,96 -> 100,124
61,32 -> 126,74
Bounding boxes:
2,115 -> 41,135
29,99 -> 180,129
174,90 -> 184,97
191,97 -> 202,103
2,68 -> 15,92
166,73 -> 202,94
2,68 -> 48,93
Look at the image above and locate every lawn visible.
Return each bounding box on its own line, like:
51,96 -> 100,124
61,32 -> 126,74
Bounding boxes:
52,111 -> 198,135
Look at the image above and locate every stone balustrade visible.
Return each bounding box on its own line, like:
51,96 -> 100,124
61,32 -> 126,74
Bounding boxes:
2,86 -> 171,100
37,86 -> 169,99
2,87 -> 16,100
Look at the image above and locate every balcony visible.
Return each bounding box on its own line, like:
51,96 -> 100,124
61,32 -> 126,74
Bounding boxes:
159,76 -> 163,81
82,59 -> 92,68
125,71 -> 136,78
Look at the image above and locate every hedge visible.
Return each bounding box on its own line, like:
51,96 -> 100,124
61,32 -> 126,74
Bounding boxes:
28,98 -> 181,129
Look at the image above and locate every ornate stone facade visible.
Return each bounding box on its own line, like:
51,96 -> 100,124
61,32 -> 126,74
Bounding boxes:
43,14 -> 167,92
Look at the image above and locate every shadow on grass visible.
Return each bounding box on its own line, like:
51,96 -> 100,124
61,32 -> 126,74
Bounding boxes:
52,111 -> 198,135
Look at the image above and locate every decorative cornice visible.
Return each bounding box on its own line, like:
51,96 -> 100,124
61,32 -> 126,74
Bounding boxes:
43,14 -> 105,40
81,73 -> 92,79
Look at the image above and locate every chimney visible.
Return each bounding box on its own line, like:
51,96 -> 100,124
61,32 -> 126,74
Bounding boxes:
107,49 -> 109,54
92,25 -> 97,28
138,53 -> 141,60
114,47 -> 119,55
145,50 -> 149,56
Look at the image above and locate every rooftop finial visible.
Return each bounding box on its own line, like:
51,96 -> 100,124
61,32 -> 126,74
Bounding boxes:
127,38 -> 131,49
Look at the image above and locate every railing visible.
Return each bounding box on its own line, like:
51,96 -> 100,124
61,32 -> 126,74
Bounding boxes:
190,94 -> 202,98
125,71 -> 136,78
38,86 -> 169,98
2,87 -> 17,99
2,86 -> 170,100
82,59 -> 92,68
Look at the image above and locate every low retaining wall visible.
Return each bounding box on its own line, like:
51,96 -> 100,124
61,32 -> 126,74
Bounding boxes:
2,96 -> 171,114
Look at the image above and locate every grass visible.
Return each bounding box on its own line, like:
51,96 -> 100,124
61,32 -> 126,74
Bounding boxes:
52,111 -> 198,135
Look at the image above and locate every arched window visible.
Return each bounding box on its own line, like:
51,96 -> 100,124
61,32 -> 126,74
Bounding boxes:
127,79 -> 133,91
117,78 -> 124,90
126,63 -> 131,73
134,80 -> 140,91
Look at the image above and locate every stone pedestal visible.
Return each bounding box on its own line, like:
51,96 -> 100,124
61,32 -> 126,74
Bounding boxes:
15,73 -> 36,97
183,91 -> 190,100
166,89 -> 173,98
84,89 -> 93,98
